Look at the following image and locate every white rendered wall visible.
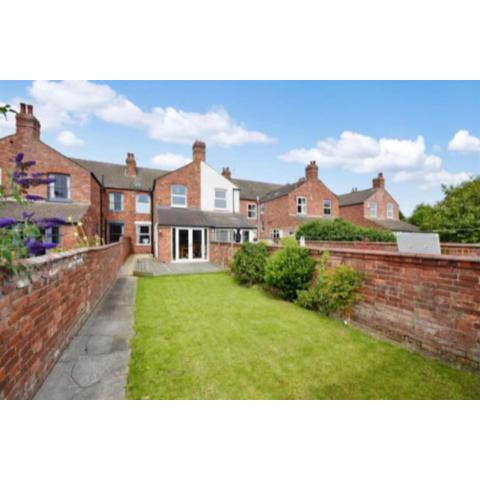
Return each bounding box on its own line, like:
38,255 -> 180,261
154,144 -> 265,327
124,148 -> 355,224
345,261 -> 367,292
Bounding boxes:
200,162 -> 240,213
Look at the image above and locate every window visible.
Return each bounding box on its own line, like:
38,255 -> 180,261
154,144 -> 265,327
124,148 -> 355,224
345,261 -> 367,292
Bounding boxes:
323,199 -> 332,216
215,189 -> 227,209
171,185 -> 187,207
387,203 -> 394,219
242,230 -> 250,243
297,196 -> 307,215
44,226 -> 60,245
368,202 -> 378,218
247,203 -> 257,219
136,222 -> 151,245
109,192 -> 124,212
260,204 -> 265,214
48,174 -> 70,200
213,229 -> 232,243
271,229 -> 281,240
136,194 -> 150,214
108,222 -> 124,243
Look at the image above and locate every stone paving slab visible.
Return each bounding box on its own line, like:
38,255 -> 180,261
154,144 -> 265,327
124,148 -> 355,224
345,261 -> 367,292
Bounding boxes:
135,258 -> 222,276
35,275 -> 137,400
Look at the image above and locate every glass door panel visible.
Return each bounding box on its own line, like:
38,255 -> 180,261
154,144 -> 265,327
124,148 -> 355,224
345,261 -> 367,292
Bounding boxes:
178,229 -> 189,260
192,229 -> 202,259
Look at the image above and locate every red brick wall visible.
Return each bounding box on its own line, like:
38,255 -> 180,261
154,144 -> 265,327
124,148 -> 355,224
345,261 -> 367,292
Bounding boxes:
240,199 -> 258,227
156,226 -> 172,262
0,238 -> 131,400
267,244 -> 480,368
153,161 -> 201,210
104,188 -> 152,254
209,241 -> 241,268
338,204 -> 381,229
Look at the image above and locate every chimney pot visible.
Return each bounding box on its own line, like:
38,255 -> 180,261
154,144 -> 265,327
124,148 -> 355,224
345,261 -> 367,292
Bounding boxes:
192,140 -> 206,163
221,167 -> 231,180
27,104 -> 33,115
126,152 -> 137,177
305,160 -> 319,181
16,102 -> 40,140
20,103 -> 26,114
372,172 -> 385,189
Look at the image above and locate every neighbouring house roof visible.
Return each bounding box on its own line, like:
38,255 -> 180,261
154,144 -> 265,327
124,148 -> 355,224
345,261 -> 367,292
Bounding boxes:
71,158 -> 168,191
0,201 -> 90,223
156,207 -> 255,229
231,178 -> 283,201
259,179 -> 306,203
338,188 -> 377,207
370,219 -> 419,232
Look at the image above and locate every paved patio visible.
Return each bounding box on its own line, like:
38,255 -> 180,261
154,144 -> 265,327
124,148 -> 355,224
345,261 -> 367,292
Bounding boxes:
35,263 -> 137,400
134,258 -> 223,276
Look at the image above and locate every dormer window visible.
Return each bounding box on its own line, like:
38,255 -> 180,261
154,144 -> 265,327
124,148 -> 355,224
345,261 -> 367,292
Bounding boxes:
297,196 -> 307,215
368,202 -> 378,218
214,189 -> 227,209
171,185 -> 187,207
48,174 -> 70,201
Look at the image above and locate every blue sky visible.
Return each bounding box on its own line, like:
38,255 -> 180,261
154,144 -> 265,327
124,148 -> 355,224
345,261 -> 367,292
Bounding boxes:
1,80 -> 479,215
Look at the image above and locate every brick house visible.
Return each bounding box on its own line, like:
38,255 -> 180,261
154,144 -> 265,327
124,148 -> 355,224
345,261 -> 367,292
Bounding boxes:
0,103 -> 417,261
338,173 -> 419,232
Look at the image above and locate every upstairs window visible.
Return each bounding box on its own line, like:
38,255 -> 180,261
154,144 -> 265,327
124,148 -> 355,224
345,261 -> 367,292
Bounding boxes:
247,203 -> 257,219
297,196 -> 307,215
323,199 -> 332,216
171,185 -> 187,207
387,203 -> 394,219
109,192 -> 124,212
136,193 -> 150,214
368,202 -> 378,218
215,189 -> 227,209
48,174 -> 70,200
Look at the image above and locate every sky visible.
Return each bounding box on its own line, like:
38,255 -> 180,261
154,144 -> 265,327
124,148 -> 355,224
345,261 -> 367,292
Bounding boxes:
1,80 -> 479,215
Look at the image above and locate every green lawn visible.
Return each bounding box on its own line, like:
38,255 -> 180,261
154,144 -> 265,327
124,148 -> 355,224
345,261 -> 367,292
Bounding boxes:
127,273 -> 480,399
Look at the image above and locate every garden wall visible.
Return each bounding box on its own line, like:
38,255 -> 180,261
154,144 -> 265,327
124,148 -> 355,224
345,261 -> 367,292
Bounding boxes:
210,241 -> 240,268
306,240 -> 480,257
304,246 -> 480,368
0,238 -> 131,399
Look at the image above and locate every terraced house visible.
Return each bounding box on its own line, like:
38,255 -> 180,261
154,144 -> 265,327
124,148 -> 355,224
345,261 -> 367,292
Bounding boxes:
0,103 -> 416,262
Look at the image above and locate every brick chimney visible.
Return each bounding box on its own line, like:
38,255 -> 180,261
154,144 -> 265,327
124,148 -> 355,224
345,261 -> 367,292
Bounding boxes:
126,152 -> 137,177
192,140 -> 206,164
16,103 -> 41,140
305,161 -> 318,181
221,167 -> 231,180
372,172 -> 385,189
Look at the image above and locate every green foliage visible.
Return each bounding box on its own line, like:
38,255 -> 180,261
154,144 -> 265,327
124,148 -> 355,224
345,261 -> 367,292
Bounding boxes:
264,241 -> 316,300
409,177 -> 480,243
295,218 -> 396,242
231,242 -> 269,285
296,252 -> 365,317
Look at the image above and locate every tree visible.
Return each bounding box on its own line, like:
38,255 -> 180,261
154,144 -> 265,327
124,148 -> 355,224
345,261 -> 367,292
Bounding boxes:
409,177 -> 480,243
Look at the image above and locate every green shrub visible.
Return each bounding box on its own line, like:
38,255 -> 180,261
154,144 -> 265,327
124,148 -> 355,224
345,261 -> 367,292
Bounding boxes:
295,218 -> 396,242
296,252 -> 365,317
231,242 -> 269,285
264,241 -> 316,300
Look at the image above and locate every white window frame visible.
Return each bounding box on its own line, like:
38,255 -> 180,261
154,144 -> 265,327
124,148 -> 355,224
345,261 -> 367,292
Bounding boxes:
214,188 -> 228,210
271,229 -> 282,240
297,196 -> 307,215
109,192 -> 124,212
247,203 -> 257,219
387,203 -> 394,219
171,185 -> 187,207
323,199 -> 332,217
48,174 -> 71,201
213,229 -> 232,243
136,193 -> 150,214
135,221 -> 152,246
368,202 -> 378,218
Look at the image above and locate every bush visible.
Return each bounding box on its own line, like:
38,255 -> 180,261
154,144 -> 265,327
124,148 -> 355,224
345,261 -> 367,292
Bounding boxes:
296,252 -> 365,317
295,218 -> 396,242
264,240 -> 316,300
231,242 -> 269,285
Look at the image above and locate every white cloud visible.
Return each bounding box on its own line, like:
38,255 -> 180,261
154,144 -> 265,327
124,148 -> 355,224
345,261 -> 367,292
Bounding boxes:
56,130 -> 84,147
393,169 -> 471,190
279,131 -> 441,173
447,129 -> 480,153
27,80 -> 276,147
151,153 -> 191,169
0,102 -> 15,136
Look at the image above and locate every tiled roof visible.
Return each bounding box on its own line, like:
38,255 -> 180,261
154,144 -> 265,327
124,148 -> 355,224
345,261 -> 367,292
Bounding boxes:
231,178 -> 283,200
0,201 -> 89,223
370,219 -> 420,232
259,179 -> 306,202
338,188 -> 376,207
71,158 -> 168,191
156,207 -> 254,228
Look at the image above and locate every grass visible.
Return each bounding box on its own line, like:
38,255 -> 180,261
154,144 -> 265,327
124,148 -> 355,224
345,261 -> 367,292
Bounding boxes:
127,273 -> 480,399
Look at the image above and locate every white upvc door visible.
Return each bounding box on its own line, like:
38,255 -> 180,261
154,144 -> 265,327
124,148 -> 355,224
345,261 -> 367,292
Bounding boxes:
173,227 -> 208,262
